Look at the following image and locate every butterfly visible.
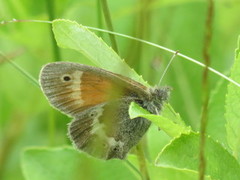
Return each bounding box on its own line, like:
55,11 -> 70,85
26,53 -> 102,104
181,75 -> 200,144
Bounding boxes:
39,62 -> 170,160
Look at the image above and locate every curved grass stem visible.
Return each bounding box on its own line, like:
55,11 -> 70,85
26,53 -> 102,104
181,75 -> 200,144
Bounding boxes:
1,19 -> 239,88
100,0 -> 119,54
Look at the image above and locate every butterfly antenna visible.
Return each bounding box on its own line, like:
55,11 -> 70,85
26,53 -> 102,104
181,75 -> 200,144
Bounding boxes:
158,50 -> 179,86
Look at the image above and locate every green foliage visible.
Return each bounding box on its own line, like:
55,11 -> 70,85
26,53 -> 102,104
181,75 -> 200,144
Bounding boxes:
21,147 -> 213,180
156,132 -> 240,180
52,19 -> 148,86
225,36 -> 240,161
22,147 -> 138,180
207,79 -> 228,148
128,155 -> 212,180
129,102 -> 191,137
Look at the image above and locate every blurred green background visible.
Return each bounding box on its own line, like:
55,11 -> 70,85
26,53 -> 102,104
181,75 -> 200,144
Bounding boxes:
0,0 -> 240,179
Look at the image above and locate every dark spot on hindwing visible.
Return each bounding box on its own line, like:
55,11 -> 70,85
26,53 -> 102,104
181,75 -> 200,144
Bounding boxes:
89,110 -> 98,118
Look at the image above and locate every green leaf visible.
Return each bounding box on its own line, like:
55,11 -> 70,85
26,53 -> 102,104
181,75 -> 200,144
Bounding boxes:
149,166 -> 212,180
156,132 -> 240,180
129,102 -> 191,137
128,155 -> 212,180
236,36 -> 240,59
225,36 -> 240,161
21,147 -> 139,180
207,79 -> 228,148
161,103 -> 186,126
149,165 -> 211,180
52,19 -> 148,86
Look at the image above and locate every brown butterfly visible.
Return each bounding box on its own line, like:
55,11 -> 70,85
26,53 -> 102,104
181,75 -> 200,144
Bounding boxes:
39,62 -> 170,160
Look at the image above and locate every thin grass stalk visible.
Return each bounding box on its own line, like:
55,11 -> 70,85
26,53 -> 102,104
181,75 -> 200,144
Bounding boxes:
100,0 -> 119,53
45,0 -> 61,61
136,143 -> 150,180
199,0 -> 214,179
96,0 -> 104,37
45,0 -> 61,146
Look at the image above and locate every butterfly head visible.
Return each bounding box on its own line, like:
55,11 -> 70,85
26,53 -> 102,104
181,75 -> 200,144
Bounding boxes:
144,86 -> 171,114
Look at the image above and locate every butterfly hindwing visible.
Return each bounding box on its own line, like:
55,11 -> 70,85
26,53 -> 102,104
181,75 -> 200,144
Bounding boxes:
68,99 -> 151,159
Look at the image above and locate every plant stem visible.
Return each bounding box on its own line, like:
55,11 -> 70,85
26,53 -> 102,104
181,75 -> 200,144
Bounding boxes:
85,26 -> 240,87
96,0 -> 103,37
136,143 -> 150,180
100,0 -> 119,54
45,0 -> 60,146
2,19 -> 239,87
125,160 -> 143,179
0,113 -> 26,179
45,0 -> 61,61
127,0 -> 152,73
199,0 -> 214,180
0,52 -> 39,87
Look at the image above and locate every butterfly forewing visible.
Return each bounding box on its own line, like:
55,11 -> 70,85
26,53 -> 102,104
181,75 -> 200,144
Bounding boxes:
40,62 -> 149,117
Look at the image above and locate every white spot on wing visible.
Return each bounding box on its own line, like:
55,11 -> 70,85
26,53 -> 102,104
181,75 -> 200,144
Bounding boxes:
68,71 -> 84,106
90,107 -> 105,136
108,137 -> 124,148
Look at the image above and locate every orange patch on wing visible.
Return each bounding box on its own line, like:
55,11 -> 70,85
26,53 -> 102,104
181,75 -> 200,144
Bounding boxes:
80,72 -> 123,107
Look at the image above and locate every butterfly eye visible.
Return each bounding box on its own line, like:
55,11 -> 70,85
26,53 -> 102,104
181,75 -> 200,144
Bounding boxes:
89,110 -> 97,117
61,74 -> 72,82
136,100 -> 144,106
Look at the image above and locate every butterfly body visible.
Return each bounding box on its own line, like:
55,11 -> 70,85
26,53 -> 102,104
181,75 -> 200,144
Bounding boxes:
40,62 -> 170,159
